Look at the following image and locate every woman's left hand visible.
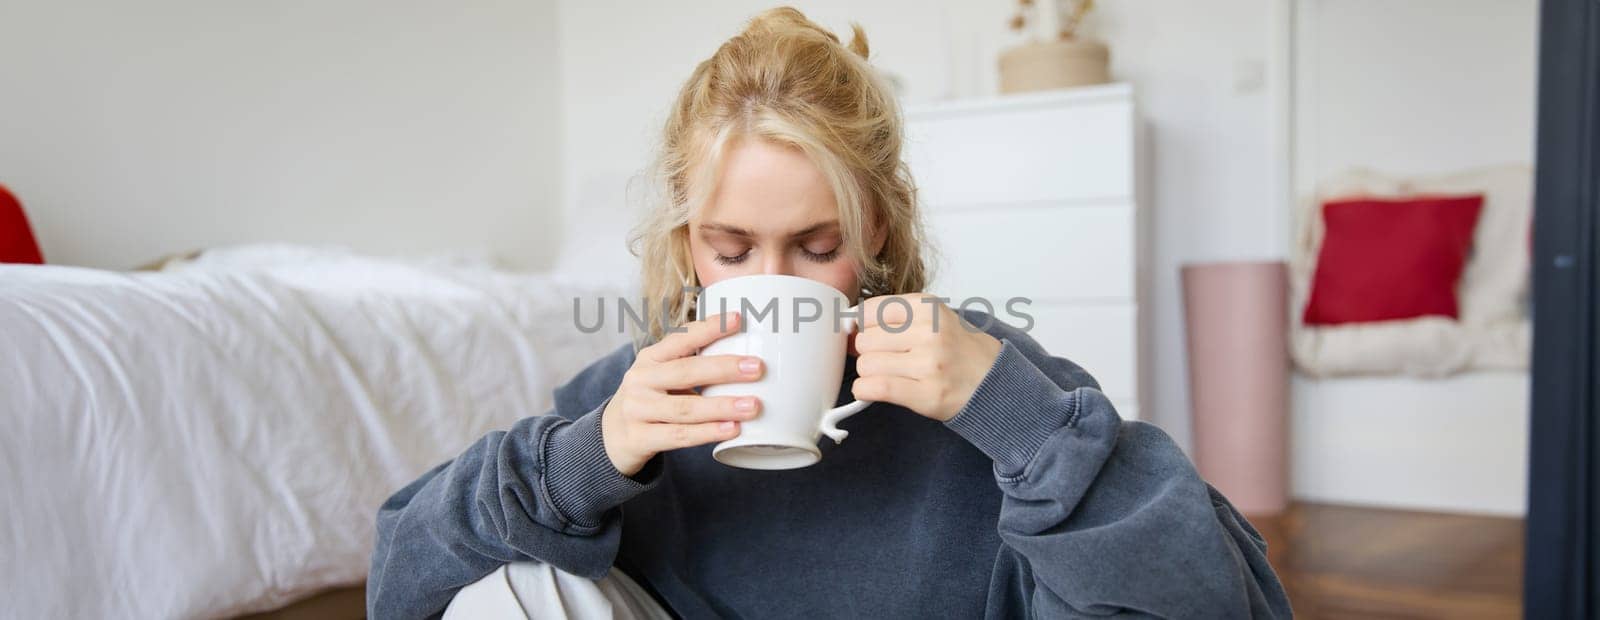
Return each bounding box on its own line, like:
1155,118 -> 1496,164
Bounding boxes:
851,293 -> 1004,422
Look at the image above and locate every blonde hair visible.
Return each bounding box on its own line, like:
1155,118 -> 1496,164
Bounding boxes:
629,6 -> 928,345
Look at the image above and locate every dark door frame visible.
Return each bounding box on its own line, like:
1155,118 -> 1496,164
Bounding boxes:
1525,0 -> 1600,616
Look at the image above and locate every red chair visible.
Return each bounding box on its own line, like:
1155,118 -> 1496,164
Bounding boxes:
0,184 -> 44,264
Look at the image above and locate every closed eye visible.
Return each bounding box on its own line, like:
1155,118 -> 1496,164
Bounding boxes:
800,247 -> 840,263
713,250 -> 751,266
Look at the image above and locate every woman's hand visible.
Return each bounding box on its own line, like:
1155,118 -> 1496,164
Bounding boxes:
601,313 -> 763,476
852,294 -> 1004,422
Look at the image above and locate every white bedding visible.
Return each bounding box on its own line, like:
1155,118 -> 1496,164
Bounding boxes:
0,245 -> 632,618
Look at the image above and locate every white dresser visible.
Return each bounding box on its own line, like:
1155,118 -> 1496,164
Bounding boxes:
903,84 -> 1145,420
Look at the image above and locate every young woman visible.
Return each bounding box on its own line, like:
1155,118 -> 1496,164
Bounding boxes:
369,8 -> 1290,618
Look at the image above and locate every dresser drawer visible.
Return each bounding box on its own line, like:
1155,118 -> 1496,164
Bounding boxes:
925,204 -> 1133,302
975,301 -> 1138,403
905,99 -> 1134,210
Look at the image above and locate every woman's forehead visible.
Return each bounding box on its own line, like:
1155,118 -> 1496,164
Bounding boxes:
693,137 -> 840,234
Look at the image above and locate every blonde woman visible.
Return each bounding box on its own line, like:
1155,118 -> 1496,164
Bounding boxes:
369,8 -> 1289,618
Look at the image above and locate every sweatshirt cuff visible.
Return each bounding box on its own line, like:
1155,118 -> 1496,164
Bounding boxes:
541,402 -> 658,529
945,340 -> 1078,475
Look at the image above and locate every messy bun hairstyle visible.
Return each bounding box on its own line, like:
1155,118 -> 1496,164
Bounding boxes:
630,6 -> 927,344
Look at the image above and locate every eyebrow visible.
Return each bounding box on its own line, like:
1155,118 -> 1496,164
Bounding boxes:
697,221 -> 840,239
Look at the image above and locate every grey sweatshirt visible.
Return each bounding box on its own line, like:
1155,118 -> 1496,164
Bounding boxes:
367,311 -> 1291,618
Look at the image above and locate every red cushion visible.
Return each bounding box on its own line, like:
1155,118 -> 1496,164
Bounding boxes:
1302,194 -> 1483,325
0,184 -> 44,264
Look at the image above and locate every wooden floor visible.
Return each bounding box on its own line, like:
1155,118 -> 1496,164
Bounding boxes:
1252,502 -> 1524,619
245,502 -> 1524,619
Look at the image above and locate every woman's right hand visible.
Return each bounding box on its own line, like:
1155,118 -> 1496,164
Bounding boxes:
601,313 -> 763,476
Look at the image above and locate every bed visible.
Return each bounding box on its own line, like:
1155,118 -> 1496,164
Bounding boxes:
0,245 -> 631,618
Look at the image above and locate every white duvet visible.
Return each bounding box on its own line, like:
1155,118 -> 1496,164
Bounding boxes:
0,246 -> 632,619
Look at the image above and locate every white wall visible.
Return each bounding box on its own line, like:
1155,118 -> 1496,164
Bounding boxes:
0,0 -> 563,270
553,0 -> 1285,449
1294,0 -> 1538,182
1288,0 -> 1538,516
1093,1 -> 1282,448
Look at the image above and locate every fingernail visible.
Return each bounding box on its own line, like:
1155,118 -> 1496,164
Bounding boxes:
720,421 -> 738,432
738,358 -> 761,375
735,397 -> 756,412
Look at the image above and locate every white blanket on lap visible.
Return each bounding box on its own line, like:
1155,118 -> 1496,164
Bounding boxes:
0,246 -> 630,618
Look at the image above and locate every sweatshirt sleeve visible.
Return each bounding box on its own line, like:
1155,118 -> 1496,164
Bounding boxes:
944,339 -> 1292,618
367,351 -> 656,619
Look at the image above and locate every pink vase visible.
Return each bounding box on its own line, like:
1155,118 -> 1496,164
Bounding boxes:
1181,261 -> 1290,516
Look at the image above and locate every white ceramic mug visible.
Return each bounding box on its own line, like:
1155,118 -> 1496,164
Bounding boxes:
698,274 -> 871,470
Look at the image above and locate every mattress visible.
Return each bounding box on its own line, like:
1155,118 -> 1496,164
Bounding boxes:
0,245 -> 632,618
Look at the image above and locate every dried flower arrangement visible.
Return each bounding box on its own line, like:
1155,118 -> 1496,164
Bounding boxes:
997,0 -> 1109,93
1009,0 -> 1096,40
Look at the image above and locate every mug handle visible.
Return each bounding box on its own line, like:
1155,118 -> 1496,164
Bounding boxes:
820,303 -> 872,443
820,400 -> 871,443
